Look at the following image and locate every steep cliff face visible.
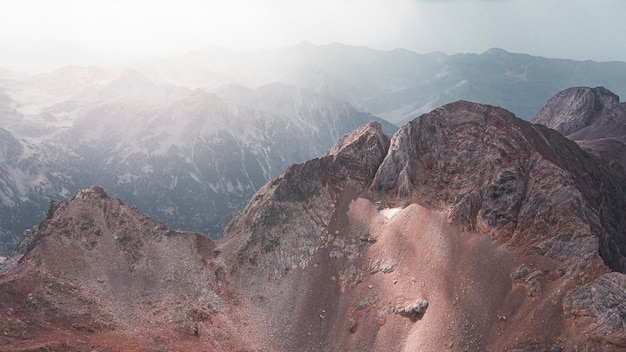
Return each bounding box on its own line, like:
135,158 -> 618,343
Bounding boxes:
532,86 -> 626,169
1,101 -> 626,351
373,101 -> 626,273
221,121 -> 390,279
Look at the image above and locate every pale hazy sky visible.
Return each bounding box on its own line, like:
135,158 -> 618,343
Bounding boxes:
1,0 -> 625,73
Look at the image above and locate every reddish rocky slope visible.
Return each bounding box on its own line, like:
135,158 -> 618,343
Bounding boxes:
1,101 -> 626,351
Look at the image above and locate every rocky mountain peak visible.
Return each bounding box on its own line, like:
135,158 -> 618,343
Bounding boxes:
532,86 -> 626,169
371,100 -> 626,273
2,100 -> 626,351
1,185 -> 243,350
481,47 -> 511,58
324,120 -> 390,181
221,120 -> 390,279
532,86 -> 624,138
325,121 -> 386,156
372,100 -> 522,198
72,185 -> 110,201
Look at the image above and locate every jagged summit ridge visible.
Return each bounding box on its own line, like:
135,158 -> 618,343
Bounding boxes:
372,100 -> 626,272
72,185 -> 110,200
1,183 -> 241,350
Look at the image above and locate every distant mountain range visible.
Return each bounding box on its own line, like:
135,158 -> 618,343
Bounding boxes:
2,43 -> 626,255
130,43 -> 626,124
0,68 -> 394,255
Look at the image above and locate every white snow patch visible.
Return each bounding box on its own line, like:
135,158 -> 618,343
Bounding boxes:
60,187 -> 70,198
141,165 -> 154,173
117,173 -> 138,184
169,176 -> 178,190
190,172 -> 201,183
379,207 -> 403,220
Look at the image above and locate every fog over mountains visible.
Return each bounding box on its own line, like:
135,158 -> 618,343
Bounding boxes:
2,43 -> 626,256
130,43 -> 626,123
1,39 -> 626,351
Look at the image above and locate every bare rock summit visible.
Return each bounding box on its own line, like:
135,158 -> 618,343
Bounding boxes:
532,86 -> 626,169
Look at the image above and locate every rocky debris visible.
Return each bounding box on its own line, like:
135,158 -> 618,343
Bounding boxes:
369,257 -> 397,274
508,343 -> 564,352
532,86 -> 626,169
564,272 -> 626,348
510,265 -> 543,297
396,299 -> 429,321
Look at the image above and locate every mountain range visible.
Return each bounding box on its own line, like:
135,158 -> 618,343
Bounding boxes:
1,92 -> 625,350
131,43 -> 626,123
0,72 -> 393,255
2,43 -> 626,259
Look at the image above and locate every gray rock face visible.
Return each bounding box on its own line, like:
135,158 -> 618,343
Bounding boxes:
565,272 -> 626,348
532,87 -> 626,139
396,299 -> 428,321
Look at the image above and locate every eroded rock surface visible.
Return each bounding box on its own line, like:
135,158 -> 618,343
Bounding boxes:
565,272 -> 626,348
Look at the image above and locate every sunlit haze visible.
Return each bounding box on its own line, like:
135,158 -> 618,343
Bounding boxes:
1,0 -> 626,73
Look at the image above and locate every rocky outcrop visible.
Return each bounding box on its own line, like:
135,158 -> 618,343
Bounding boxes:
532,86 -> 626,169
396,299 -> 429,321
532,87 -> 624,138
221,121 -> 390,278
0,186 -> 248,351
564,272 -> 626,348
372,100 -> 626,273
